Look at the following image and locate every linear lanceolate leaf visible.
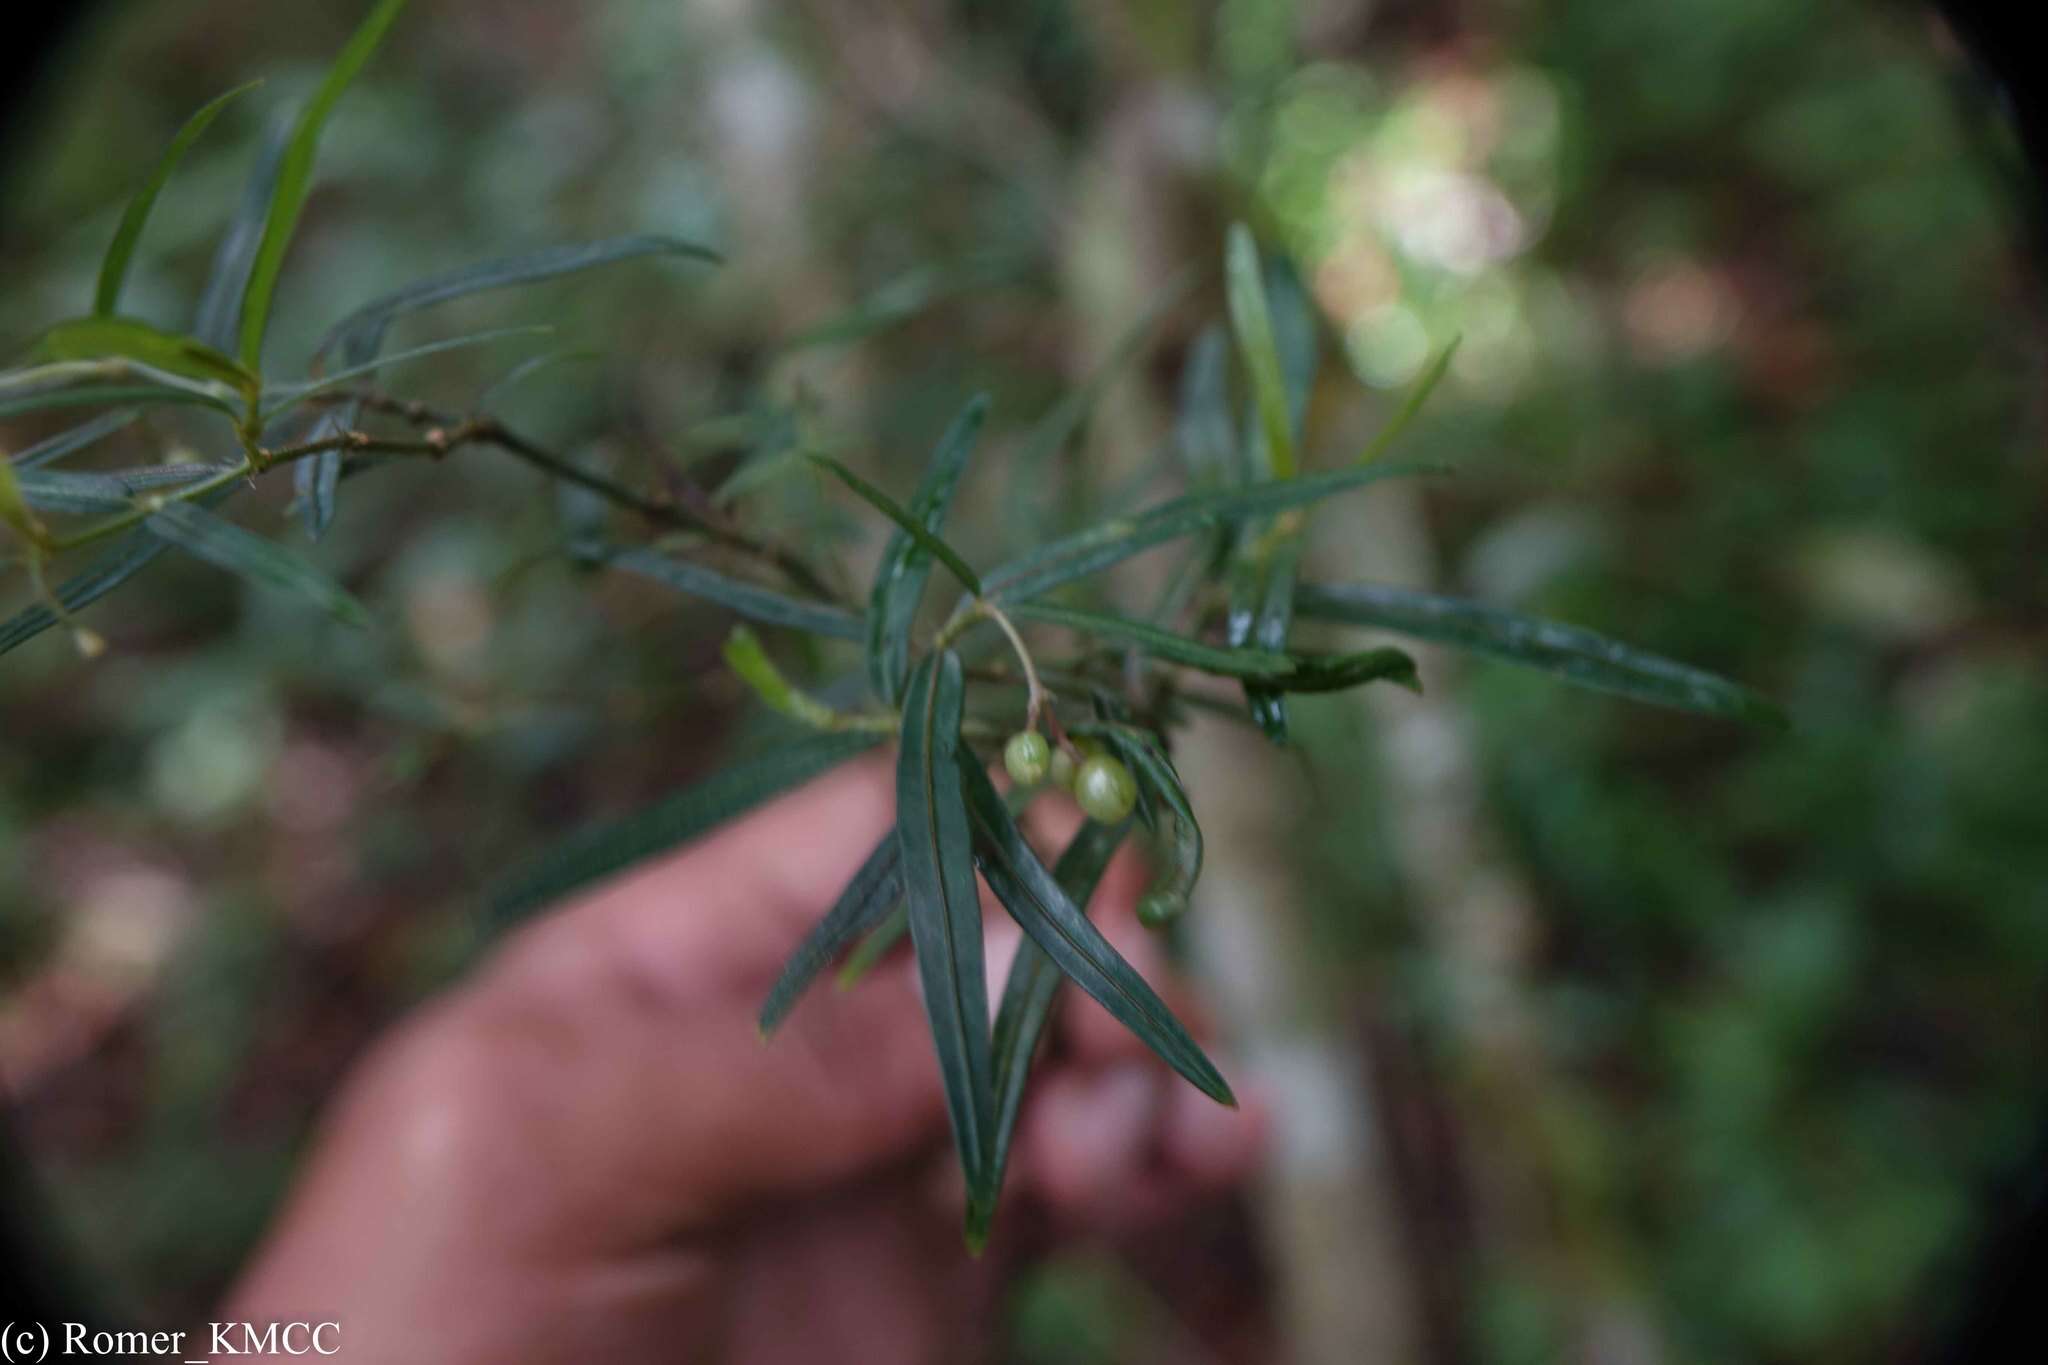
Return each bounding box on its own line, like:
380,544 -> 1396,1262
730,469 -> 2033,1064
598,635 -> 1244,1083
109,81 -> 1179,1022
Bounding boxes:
1356,335 -> 1460,466
0,363 -> 241,421
1244,251 -> 1317,481
758,834 -> 903,1034
1274,645 -> 1420,694
95,82 -> 263,318
1008,601 -> 1290,677
1294,582 -> 1784,724
723,625 -> 847,730
16,463 -> 217,515
0,487 -> 239,658
594,543 -> 864,641
867,395 -> 988,705
981,461 -> 1436,603
837,905 -> 909,988
195,103 -> 294,353
476,346 -> 601,410
294,409 -> 347,536
36,317 -> 258,400
310,235 -> 718,370
1009,600 -> 1418,693
8,412 -> 139,471
971,816 -> 1128,1244
960,759 -> 1233,1107
237,0 -> 411,370
810,454 -> 982,597
489,729 -> 882,925
897,650 -> 996,1213
0,461 -> 39,546
145,500 -> 368,626
274,321 -> 552,526
1224,224 -> 1297,480
268,324 -> 553,416
1071,723 -> 1202,900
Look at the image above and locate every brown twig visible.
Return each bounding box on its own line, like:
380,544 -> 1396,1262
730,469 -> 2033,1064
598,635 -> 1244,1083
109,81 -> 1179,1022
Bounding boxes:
308,388 -> 847,604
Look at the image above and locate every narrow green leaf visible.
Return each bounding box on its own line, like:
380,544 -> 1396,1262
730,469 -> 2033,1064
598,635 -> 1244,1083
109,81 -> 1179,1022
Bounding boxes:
1294,582 -> 1784,724
1243,253 -> 1318,482
836,905 -> 909,988
722,625 -> 846,729
488,730 -> 882,924
960,758 -> 1233,1106
36,317 -> 258,400
592,543 -> 864,641
294,410 -> 346,537
809,453 -> 982,596
0,461 -> 40,546
709,420 -> 808,506
0,360 -> 243,420
272,320 -> 555,529
310,235 -> 718,370
981,460 -> 1436,603
16,463 -> 217,515
95,82 -> 263,318
1070,724 -> 1202,900
1356,335 -> 1460,465
1009,600 -> 1418,693
1271,644 -> 1420,694
867,395 -> 988,705
195,103 -> 294,353
1006,601 -> 1291,678
267,324 -> 553,417
0,487 -> 240,659
0,381 -> 234,422
1224,224 -> 1297,480
237,0 -> 412,370
476,346 -> 601,410
971,817 -> 1129,1244
8,411 -> 139,471
144,499 -> 367,626
897,651 -> 996,1210
758,834 -> 903,1034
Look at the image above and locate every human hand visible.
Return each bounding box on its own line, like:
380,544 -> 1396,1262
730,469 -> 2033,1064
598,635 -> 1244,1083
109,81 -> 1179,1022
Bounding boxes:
212,756 -> 1265,1362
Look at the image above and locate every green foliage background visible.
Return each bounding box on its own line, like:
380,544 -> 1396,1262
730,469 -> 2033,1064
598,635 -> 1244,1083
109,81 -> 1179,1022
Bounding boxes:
3,0 -> 2044,1360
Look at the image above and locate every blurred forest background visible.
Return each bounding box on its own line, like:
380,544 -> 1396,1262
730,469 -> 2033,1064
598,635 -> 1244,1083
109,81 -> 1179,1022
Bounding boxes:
3,1 -> 2046,1361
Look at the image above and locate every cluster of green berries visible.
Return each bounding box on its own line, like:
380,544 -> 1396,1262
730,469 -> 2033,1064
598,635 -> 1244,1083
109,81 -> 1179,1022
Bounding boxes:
1003,730 -> 1137,824
1003,728 -> 1188,930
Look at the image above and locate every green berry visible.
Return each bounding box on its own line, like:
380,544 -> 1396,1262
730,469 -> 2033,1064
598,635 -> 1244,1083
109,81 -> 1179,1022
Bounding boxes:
1137,890 -> 1187,930
1048,745 -> 1080,791
1074,754 -> 1138,824
1004,730 -> 1052,786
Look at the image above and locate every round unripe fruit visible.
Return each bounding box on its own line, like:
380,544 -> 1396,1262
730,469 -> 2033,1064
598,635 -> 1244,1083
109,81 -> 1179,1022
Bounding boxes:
1004,731 -> 1052,786
1137,890 -> 1187,930
1074,755 -> 1139,824
1048,745 -> 1080,791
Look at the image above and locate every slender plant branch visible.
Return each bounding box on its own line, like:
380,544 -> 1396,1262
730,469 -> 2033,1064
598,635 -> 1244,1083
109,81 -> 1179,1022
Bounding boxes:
307,388 -> 846,604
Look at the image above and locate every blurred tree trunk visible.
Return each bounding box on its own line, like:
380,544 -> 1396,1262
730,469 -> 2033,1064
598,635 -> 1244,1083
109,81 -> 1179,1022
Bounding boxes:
1309,477 -> 1668,1364
1180,722 -> 1431,1365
